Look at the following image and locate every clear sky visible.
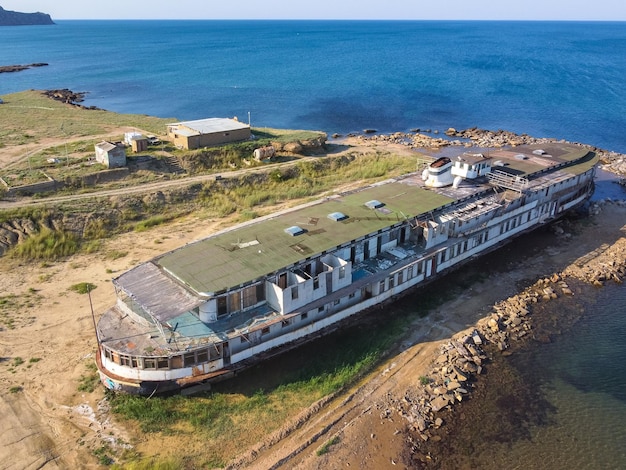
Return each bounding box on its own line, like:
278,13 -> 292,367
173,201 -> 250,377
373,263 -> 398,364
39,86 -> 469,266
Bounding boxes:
1,0 -> 624,21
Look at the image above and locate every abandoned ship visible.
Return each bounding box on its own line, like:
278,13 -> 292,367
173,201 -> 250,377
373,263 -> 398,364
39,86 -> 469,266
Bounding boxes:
96,143 -> 597,395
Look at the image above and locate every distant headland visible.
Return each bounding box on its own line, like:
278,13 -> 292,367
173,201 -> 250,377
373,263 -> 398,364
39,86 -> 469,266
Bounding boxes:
0,6 -> 54,26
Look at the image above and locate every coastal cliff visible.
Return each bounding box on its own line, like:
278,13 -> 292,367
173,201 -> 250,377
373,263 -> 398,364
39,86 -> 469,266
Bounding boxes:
0,6 -> 54,26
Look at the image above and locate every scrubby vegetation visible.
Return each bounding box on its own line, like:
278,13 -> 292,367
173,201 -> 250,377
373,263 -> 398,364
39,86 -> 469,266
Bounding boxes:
2,151 -> 416,260
10,227 -> 79,260
317,436 -> 340,456
0,288 -> 42,329
68,282 -> 97,294
77,362 -> 101,393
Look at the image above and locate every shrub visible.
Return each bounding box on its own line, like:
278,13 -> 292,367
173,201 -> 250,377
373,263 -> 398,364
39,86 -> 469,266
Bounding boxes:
134,215 -> 166,232
11,228 -> 79,260
78,363 -> 100,393
69,282 -> 97,294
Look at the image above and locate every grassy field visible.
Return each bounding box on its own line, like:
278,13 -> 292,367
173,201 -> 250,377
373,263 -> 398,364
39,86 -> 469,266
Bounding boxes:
0,90 -> 328,188
0,90 -> 174,147
0,90 -> 325,150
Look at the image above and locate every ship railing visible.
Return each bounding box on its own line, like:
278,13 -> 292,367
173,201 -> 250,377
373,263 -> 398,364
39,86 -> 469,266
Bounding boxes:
487,170 -> 529,192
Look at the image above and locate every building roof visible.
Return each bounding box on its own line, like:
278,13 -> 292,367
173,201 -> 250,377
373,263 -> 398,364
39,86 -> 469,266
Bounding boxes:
455,153 -> 490,165
155,180 -> 453,296
115,263 -> 203,323
168,117 -> 250,136
95,141 -> 117,152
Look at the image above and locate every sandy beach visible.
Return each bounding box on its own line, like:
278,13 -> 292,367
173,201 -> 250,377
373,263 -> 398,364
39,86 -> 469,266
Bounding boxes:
1,134 -> 625,469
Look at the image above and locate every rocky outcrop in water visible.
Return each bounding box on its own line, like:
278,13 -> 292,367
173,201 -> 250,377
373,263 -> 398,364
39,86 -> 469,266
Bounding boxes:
41,89 -> 101,110
0,6 -> 54,26
0,63 -> 48,73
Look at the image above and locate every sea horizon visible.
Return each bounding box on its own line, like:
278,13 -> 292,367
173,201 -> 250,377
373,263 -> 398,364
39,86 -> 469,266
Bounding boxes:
47,19 -> 626,22
2,20 -> 625,153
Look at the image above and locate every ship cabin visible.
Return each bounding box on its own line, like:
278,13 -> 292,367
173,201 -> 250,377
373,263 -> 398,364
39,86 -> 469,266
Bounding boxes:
451,153 -> 492,179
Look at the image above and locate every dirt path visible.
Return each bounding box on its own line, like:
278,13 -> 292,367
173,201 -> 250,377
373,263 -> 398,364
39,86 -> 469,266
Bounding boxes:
0,137 -> 417,211
0,158 -> 318,210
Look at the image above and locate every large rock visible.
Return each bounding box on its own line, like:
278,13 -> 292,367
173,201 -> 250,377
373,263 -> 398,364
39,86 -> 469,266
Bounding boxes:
431,396 -> 450,412
283,142 -> 303,154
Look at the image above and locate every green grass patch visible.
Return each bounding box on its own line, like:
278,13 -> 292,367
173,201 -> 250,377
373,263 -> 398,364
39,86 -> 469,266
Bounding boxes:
69,282 -> 97,294
134,215 -> 170,232
105,250 -> 128,260
78,362 -> 101,393
0,90 -> 173,147
93,445 -> 114,466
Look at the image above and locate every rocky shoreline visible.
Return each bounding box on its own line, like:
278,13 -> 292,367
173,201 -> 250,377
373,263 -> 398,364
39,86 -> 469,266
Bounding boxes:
41,88 -> 102,109
377,199 -> 626,466
345,128 -> 626,179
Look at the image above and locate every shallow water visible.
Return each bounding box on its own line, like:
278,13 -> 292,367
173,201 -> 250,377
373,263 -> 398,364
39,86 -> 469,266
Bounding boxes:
425,281 -> 626,470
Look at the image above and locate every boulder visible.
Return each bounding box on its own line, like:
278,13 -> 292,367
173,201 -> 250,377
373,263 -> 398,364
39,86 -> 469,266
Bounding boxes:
447,381 -> 461,391
431,396 -> 450,412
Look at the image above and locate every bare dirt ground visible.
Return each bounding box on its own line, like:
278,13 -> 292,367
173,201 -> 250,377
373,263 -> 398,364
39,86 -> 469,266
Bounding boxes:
1,133 -> 625,469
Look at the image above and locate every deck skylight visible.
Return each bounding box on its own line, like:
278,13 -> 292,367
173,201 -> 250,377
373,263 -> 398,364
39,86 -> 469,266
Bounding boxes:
284,225 -> 306,236
365,199 -> 385,209
327,211 -> 348,222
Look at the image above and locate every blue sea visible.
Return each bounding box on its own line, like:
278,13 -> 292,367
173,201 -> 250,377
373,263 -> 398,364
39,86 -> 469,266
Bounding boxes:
2,20 -> 625,467
1,20 -> 626,153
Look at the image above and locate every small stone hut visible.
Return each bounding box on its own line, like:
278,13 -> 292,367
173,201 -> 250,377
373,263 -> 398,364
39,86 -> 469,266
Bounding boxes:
95,141 -> 127,168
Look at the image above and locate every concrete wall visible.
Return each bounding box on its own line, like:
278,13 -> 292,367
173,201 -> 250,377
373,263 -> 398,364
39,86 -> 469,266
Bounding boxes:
171,127 -> 251,150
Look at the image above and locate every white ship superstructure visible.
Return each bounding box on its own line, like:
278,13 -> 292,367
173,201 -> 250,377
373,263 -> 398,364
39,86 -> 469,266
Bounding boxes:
96,143 -> 597,394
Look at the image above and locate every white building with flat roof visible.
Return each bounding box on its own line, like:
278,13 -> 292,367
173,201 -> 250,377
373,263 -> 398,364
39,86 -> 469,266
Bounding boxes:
167,117 -> 251,149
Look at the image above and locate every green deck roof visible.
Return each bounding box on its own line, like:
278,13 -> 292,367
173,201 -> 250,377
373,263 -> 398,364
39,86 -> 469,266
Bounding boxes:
157,181 -> 453,295
155,143 -> 596,296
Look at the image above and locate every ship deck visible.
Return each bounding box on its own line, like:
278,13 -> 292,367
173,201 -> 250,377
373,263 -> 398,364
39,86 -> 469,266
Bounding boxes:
102,143 -> 596,356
